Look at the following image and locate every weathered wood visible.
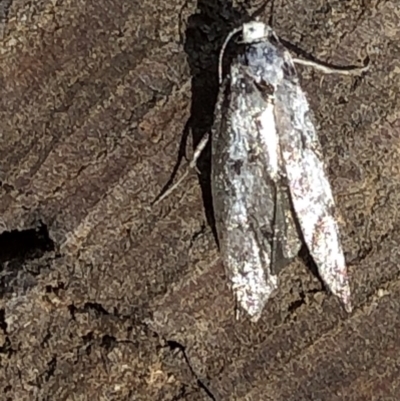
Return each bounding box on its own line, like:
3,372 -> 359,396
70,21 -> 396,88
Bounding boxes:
0,0 -> 399,400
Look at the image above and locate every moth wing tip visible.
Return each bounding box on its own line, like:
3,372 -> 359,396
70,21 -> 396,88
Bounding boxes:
343,299 -> 353,314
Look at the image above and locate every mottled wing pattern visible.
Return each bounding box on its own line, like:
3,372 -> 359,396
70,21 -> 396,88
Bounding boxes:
275,53 -> 352,312
251,66 -> 302,271
212,20 -> 351,319
212,63 -> 275,321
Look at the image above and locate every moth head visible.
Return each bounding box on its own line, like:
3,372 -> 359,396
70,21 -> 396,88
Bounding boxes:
218,21 -> 277,84
242,21 -> 272,43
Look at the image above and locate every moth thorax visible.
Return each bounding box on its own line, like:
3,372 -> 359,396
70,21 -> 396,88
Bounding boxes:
242,21 -> 270,43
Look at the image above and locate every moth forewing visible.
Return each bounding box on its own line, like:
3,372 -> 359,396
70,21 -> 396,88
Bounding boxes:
279,118 -> 353,311
273,51 -> 352,313
211,64 -> 281,320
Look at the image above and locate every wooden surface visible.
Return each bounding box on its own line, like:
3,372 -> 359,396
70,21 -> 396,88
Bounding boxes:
0,0 -> 399,400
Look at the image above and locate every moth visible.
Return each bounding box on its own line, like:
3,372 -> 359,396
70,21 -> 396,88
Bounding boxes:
157,20 -> 368,321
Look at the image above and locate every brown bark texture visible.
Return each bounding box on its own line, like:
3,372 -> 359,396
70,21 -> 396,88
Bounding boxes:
0,0 -> 399,400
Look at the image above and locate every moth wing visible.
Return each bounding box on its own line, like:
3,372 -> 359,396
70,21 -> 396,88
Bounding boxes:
212,64 -> 281,321
275,64 -> 352,311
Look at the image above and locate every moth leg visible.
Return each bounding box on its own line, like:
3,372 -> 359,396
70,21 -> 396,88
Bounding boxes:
153,133 -> 210,205
293,57 -> 369,76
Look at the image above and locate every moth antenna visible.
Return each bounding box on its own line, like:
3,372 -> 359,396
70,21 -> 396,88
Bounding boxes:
218,27 -> 242,84
152,132 -> 210,205
293,57 -> 370,75
153,169 -> 190,205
